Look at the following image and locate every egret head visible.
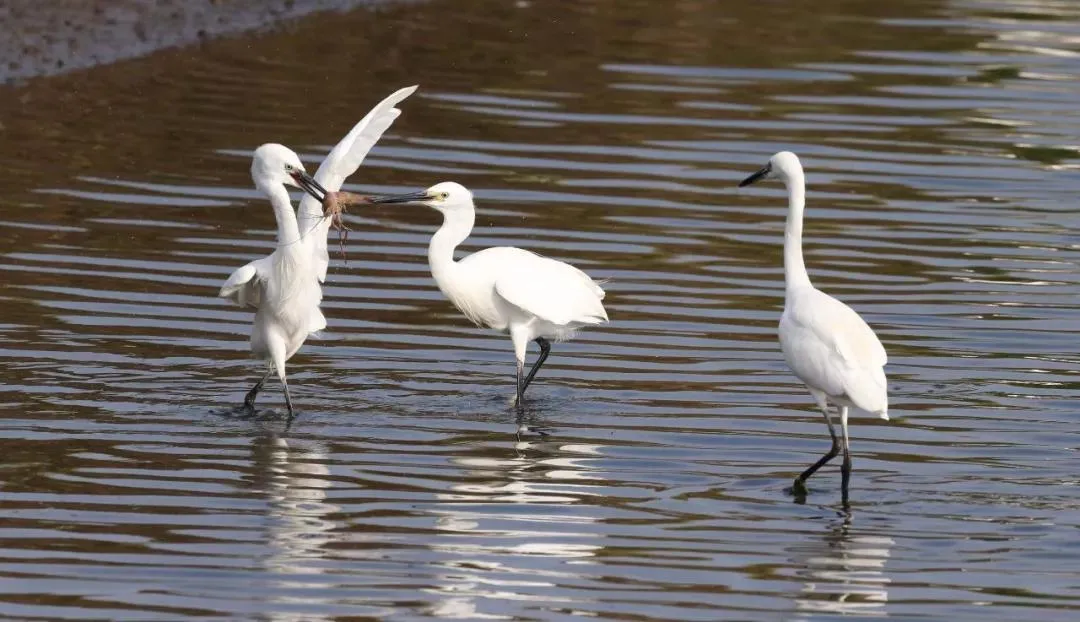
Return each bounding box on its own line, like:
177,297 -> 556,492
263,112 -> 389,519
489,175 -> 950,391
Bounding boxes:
738,151 -> 803,188
251,143 -> 327,201
368,181 -> 474,213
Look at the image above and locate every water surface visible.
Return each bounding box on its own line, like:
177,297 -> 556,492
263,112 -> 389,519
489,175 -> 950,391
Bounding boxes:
1,0 -> 1080,619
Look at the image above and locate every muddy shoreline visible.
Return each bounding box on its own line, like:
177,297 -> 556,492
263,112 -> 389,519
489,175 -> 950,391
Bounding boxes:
0,0 -> 408,84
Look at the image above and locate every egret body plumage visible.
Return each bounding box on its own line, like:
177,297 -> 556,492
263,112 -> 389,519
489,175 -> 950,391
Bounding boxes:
739,151 -> 888,503
219,144 -> 329,420
370,183 -> 609,416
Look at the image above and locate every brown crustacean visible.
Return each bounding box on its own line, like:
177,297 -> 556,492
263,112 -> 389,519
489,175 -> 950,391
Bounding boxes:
321,191 -> 371,261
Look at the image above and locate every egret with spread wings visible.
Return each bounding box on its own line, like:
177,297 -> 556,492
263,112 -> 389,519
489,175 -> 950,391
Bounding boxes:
218,86 -> 417,420
219,144 -> 328,421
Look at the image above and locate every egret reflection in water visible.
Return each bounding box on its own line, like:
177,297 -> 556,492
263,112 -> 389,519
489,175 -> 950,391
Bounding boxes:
792,516 -> 893,617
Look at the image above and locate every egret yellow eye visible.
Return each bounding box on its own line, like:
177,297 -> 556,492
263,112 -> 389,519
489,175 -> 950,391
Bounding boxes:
439,192 -> 449,200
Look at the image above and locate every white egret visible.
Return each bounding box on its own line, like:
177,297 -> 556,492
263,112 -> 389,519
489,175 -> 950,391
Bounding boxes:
369,182 -> 609,414
217,86 -> 417,421
219,144 -> 329,421
296,85 -> 418,281
739,151 -> 888,503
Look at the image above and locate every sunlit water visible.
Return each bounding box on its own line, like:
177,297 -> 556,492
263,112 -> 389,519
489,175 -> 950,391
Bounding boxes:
1,0 -> 1080,619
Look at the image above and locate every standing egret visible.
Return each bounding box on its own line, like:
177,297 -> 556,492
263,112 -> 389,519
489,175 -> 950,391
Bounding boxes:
219,144 -> 329,421
739,151 -> 888,504
369,182 -> 609,414
295,85 -> 418,281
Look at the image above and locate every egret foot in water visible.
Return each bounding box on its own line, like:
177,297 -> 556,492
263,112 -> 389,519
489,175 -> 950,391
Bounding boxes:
515,423 -> 554,443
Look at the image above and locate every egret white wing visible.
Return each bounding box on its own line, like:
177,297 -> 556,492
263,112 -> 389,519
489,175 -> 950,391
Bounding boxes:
219,256 -> 273,309
781,287 -> 888,415
297,85 -> 419,281
492,251 -> 608,326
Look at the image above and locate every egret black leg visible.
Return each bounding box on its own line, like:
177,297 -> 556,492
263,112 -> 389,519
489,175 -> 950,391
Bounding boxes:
839,406 -> 852,507
520,338 -> 551,395
282,378 -> 295,424
515,360 -> 526,410
244,368 -> 274,413
513,343 -> 558,441
793,403 -> 841,494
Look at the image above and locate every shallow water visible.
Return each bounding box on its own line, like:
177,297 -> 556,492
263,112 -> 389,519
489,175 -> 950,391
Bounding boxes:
2,0 -> 1080,619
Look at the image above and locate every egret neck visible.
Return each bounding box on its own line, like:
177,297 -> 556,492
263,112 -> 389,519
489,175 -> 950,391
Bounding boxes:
428,205 -> 475,288
262,182 -> 304,251
782,166 -> 812,292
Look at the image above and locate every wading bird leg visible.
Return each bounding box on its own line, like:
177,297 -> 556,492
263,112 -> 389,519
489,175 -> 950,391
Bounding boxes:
515,360 -> 526,411
520,337 -> 551,395
243,367 -> 274,413
839,406 -> 852,507
512,337 -> 555,441
282,377 -> 295,424
792,398 -> 841,495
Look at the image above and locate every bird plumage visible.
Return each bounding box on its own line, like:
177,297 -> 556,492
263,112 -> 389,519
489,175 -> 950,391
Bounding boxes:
780,286 -> 888,419
441,246 -> 609,333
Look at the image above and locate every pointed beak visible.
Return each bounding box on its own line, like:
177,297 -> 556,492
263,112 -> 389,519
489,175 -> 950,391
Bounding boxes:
738,163 -> 772,188
367,190 -> 433,205
292,170 -> 328,202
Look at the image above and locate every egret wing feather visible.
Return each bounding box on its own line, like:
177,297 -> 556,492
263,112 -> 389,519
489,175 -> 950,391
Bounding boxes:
219,257 -> 273,309
781,287 -> 888,417
489,249 -> 608,326
297,85 -> 419,281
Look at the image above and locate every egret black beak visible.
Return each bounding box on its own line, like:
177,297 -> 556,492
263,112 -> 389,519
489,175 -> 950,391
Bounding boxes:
739,163 -> 772,188
368,190 -> 433,205
292,170 -> 328,202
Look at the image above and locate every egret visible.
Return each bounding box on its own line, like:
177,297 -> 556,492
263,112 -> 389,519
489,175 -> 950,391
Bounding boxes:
369,182 -> 609,416
739,151 -> 888,504
217,86 -> 417,421
219,144 -> 329,421
296,85 -> 418,280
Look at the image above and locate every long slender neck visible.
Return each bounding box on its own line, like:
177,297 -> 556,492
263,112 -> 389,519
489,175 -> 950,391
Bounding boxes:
261,183 -> 303,250
783,169 -> 812,292
428,204 -> 475,286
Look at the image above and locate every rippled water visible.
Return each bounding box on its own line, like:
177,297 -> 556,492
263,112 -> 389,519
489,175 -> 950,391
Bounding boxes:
2,0 -> 1080,619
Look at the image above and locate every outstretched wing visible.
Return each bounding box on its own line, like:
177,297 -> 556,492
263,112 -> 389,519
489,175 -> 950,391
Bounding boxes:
219,256 -> 273,309
493,251 -> 608,326
297,85 -> 419,281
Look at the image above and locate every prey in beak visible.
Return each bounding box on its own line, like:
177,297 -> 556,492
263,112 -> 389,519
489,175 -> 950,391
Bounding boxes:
290,169 -> 371,263
739,162 -> 772,188
319,190 -> 376,263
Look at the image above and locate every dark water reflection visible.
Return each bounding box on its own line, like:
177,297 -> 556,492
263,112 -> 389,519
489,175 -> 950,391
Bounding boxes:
2,0 -> 1080,619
